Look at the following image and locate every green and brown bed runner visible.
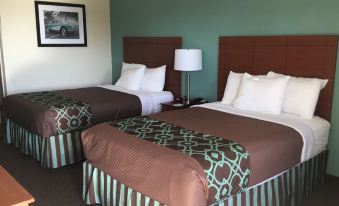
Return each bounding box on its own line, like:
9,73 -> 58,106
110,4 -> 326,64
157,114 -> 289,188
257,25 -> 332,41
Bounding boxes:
108,116 -> 251,203
21,91 -> 92,134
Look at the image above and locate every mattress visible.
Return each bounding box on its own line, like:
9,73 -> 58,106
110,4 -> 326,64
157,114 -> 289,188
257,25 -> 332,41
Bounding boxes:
99,85 -> 174,115
196,102 -> 330,162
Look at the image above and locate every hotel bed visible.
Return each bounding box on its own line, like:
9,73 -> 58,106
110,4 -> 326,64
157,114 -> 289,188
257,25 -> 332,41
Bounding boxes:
82,35 -> 338,206
2,37 -> 182,169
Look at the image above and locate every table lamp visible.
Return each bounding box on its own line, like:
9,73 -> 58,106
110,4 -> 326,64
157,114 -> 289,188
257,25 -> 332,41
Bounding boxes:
174,49 -> 202,104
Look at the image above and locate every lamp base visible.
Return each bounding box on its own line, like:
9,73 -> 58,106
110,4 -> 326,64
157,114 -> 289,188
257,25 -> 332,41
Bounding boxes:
186,73 -> 190,105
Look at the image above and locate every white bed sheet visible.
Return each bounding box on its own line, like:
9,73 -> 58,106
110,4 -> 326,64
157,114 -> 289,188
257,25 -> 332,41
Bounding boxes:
99,85 -> 173,115
195,102 -> 330,162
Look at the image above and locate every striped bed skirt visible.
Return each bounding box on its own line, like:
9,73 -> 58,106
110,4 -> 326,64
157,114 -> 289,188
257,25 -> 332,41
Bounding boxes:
83,162 -> 166,206
83,150 -> 327,206
4,118 -> 83,168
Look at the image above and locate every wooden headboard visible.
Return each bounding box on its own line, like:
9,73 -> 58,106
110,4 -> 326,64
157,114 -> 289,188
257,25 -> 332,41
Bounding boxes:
218,36 -> 338,121
123,37 -> 182,97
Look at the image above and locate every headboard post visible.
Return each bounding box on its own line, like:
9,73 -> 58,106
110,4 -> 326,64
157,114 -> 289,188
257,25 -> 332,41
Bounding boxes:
218,35 -> 338,121
123,37 -> 182,97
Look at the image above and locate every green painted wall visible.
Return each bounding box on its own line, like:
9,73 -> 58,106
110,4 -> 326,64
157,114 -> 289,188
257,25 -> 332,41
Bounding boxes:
110,0 -> 339,177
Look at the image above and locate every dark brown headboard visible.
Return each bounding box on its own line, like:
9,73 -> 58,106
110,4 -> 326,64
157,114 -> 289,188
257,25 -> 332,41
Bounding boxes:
218,36 -> 338,121
123,37 -> 182,97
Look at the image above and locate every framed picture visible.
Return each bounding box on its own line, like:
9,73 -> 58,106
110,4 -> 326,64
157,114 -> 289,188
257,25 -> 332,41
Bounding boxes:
35,1 -> 87,47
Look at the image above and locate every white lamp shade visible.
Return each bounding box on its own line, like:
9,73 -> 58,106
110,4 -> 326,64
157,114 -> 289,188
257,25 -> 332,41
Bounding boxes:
174,49 -> 202,71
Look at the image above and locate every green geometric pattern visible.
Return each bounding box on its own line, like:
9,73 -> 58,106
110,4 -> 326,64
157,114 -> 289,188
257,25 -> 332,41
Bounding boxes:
21,91 -> 92,134
108,116 -> 250,202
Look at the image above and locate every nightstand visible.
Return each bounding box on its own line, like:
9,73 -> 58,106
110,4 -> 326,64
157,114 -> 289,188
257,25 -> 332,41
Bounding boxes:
161,98 -> 208,112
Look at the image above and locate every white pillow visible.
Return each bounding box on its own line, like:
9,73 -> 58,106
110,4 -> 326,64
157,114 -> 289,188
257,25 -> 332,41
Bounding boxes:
267,71 -> 328,119
121,62 -> 146,74
267,71 -> 328,89
115,67 -> 145,90
221,71 -> 244,104
141,65 -> 166,92
233,73 -> 290,115
221,71 -> 267,105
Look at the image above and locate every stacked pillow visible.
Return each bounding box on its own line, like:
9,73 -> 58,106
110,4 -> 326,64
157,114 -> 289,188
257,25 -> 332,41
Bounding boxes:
142,65 -> 167,92
233,73 -> 290,115
115,62 -> 167,92
115,63 -> 146,90
221,71 -> 244,105
267,71 -> 327,119
221,71 -> 267,104
221,70 -> 328,119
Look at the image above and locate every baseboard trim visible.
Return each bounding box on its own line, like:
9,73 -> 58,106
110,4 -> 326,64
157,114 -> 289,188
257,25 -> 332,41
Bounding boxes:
325,173 -> 339,182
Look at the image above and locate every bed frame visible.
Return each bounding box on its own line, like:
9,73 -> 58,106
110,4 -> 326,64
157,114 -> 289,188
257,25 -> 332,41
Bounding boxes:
218,35 -> 338,121
123,37 -> 182,97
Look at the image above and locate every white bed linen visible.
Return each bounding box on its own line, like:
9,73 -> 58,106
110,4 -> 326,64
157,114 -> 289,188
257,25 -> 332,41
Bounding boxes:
99,85 -> 173,115
195,102 -> 330,162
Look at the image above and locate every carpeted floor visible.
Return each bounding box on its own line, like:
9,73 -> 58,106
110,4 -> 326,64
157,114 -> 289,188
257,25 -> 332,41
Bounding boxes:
0,140 -> 83,206
0,139 -> 338,206
301,175 -> 339,206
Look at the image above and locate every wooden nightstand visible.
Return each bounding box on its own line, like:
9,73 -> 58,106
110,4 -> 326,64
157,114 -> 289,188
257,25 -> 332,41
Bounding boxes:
161,98 -> 208,112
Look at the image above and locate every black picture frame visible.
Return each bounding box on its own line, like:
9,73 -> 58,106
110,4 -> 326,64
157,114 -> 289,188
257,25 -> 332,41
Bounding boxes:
35,1 -> 87,47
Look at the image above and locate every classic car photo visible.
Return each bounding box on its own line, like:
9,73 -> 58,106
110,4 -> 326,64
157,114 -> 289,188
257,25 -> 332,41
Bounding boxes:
35,1 -> 87,46
45,19 -> 79,38
44,12 -> 80,39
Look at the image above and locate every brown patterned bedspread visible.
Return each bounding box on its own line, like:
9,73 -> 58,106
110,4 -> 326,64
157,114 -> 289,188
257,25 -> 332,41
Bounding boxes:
3,87 -> 141,137
81,107 -> 303,205
108,116 -> 250,202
